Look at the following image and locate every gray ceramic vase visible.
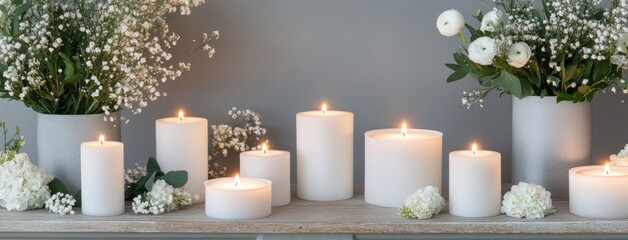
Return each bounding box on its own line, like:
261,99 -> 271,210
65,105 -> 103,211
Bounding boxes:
37,112 -> 121,194
512,96 -> 591,200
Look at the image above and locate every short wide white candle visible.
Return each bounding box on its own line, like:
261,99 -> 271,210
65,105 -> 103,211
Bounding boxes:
296,104 -> 353,201
80,136 -> 124,216
205,176 -> 272,220
569,165 -> 628,219
364,127 -> 443,207
156,111 -> 208,203
240,144 -> 291,206
449,145 -> 501,217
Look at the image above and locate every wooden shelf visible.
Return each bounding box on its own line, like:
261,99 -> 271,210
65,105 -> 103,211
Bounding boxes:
1,191 -> 627,237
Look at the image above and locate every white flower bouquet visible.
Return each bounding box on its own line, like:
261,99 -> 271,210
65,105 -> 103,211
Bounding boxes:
501,182 -> 555,219
397,186 -> 445,220
0,0 -> 217,122
125,157 -> 193,215
438,0 -> 628,108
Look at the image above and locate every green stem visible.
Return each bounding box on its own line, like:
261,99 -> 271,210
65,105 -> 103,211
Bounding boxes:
458,32 -> 469,46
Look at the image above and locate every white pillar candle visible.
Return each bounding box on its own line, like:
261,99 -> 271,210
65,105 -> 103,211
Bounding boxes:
156,111 -> 208,204
449,144 -> 501,217
296,103 -> 353,201
80,136 -> 124,216
364,124 -> 443,207
205,176 -> 272,220
241,143 -> 291,206
569,164 -> 628,219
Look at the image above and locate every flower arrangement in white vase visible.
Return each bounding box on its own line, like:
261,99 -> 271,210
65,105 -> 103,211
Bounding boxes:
437,1 -> 628,107
437,0 -> 628,199
0,0 -> 219,193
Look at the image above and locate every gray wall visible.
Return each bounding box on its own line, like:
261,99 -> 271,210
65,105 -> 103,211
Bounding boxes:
1,0 -> 627,184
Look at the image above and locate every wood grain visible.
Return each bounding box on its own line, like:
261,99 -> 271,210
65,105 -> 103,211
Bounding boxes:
1,192 -> 627,234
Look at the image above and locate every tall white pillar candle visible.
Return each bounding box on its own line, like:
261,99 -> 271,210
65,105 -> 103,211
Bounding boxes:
296,103 -> 353,201
569,164 -> 628,218
80,136 -> 124,216
156,111 -> 208,203
205,176 -> 272,220
364,125 -> 443,207
449,144 -> 501,217
241,143 -> 291,206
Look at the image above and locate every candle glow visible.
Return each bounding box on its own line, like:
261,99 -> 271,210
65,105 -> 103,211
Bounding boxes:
401,123 -> 407,137
472,143 -> 477,155
605,163 -> 611,175
322,103 -> 327,114
235,174 -> 240,187
178,110 -> 184,122
99,135 -> 105,146
262,143 -> 268,154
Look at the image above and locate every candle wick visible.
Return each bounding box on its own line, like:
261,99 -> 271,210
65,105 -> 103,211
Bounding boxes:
235,182 -> 238,187
263,149 -> 267,154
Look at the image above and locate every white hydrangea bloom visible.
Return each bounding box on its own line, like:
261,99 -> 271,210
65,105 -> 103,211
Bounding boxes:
501,182 -> 555,219
610,144 -> 628,167
0,153 -> 53,211
397,186 -> 445,220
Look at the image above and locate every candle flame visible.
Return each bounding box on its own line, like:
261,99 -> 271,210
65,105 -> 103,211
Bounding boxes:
472,143 -> 477,155
604,163 -> 611,175
322,103 -> 327,114
262,143 -> 268,154
99,135 -> 105,146
235,174 -> 240,187
401,123 -> 407,137
178,110 -> 184,122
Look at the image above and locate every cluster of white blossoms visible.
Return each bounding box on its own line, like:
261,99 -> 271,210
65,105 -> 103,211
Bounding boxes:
0,152 -> 53,211
397,186 -> 445,220
132,179 -> 192,215
209,107 -> 267,178
610,144 -> 628,167
0,0 -> 216,122
124,163 -> 148,184
44,192 -> 76,215
501,182 -> 555,219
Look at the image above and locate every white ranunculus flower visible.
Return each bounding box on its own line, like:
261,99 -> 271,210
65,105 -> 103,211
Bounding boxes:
468,37 -> 497,65
480,8 -> 503,32
507,42 -> 532,68
617,33 -> 628,53
501,182 -> 555,219
436,9 -> 465,37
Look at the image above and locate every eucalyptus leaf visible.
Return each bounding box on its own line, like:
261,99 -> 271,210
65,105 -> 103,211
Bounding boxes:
447,68 -> 468,82
144,171 -> 157,191
48,178 -> 69,195
445,63 -> 460,71
146,157 -> 161,175
162,170 -> 188,188
499,70 -> 523,98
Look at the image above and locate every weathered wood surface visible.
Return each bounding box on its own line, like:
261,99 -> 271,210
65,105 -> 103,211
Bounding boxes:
1,192 -> 627,234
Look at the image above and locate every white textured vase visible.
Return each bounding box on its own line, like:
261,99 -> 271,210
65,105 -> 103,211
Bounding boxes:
512,96 -> 591,200
37,113 -> 121,194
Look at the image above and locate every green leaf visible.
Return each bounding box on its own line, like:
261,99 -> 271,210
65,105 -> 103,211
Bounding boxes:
146,157 -> 161,175
592,60 -> 611,81
562,65 -> 577,83
161,171 -> 188,188
499,70 -> 523,98
578,85 -> 591,94
48,178 -> 69,195
144,171 -> 157,191
74,190 -> 81,207
447,68 -> 468,82
445,63 -> 460,71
